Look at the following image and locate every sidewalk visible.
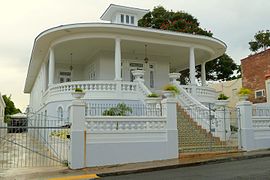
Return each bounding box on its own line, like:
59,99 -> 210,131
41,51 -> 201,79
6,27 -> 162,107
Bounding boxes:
1,149 -> 270,180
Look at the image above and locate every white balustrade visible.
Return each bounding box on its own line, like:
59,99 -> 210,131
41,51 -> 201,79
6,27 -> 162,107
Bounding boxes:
46,80 -> 151,99
180,85 -> 217,100
253,117 -> 270,128
85,117 -> 166,132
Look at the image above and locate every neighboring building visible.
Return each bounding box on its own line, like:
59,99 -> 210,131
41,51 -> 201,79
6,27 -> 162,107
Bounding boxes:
241,49 -> 270,103
8,113 -> 28,133
209,78 -> 242,108
0,93 -> 5,123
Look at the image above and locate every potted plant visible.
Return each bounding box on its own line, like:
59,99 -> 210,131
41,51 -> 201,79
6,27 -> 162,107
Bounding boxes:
71,87 -> 85,99
163,84 -> 180,98
102,103 -> 132,116
238,88 -> 252,101
216,93 -> 229,106
145,93 -> 162,104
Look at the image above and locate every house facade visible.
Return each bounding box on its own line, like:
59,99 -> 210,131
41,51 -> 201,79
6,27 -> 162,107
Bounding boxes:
241,49 -> 270,103
24,4 -> 229,167
24,4 -> 226,119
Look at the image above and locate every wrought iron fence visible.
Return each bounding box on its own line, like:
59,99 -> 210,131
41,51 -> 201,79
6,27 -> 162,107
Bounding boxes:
178,104 -> 239,153
85,103 -> 165,117
0,113 -> 69,168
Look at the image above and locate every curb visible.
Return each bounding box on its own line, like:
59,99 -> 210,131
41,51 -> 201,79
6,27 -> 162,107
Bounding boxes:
97,152 -> 270,177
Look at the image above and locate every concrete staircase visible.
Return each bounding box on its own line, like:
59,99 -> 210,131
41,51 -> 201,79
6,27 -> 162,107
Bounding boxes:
177,105 -> 237,153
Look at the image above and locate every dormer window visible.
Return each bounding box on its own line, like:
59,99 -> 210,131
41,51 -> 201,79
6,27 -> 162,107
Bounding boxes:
131,16 -> 134,24
100,4 -> 149,26
126,15 -> 129,24
121,14 -> 124,23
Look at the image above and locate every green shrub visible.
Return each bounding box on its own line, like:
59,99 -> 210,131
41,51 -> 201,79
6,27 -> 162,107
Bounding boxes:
102,103 -> 132,116
163,84 -> 180,94
74,88 -> 83,92
147,93 -> 160,98
238,88 -> 251,96
218,93 -> 229,100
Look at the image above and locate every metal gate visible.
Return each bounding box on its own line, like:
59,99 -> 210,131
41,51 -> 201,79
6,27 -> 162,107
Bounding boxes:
178,103 -> 240,153
0,113 -> 70,168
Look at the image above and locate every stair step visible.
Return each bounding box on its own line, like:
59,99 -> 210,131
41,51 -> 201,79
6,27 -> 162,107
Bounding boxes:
177,105 -> 227,153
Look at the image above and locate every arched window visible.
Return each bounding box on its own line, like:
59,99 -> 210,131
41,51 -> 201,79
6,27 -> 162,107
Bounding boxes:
57,106 -> 63,121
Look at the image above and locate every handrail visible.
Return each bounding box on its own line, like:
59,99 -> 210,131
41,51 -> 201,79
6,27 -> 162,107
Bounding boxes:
173,82 -> 210,131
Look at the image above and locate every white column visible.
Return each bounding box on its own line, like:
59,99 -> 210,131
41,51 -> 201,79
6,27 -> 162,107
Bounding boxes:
114,38 -> 122,81
189,47 -> 196,96
201,62 -> 206,86
161,98 -> 178,159
236,101 -> 255,151
69,97 -> 86,169
48,48 -> 55,87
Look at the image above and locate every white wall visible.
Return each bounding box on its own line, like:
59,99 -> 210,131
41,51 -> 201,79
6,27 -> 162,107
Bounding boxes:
0,94 -> 5,122
29,63 -> 46,113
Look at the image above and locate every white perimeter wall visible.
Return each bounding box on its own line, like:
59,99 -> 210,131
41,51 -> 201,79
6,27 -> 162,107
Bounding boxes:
86,131 -> 177,167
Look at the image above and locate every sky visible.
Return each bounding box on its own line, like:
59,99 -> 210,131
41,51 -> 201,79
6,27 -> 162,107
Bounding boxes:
0,0 -> 269,111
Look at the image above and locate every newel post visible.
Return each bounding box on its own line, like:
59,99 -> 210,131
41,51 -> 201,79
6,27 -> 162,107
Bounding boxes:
236,101 -> 255,151
161,97 -> 178,158
69,95 -> 86,169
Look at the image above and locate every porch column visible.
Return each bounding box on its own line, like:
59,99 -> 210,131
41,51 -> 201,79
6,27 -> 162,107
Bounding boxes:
189,47 -> 196,96
48,48 -> 55,87
114,38 -> 122,81
201,62 -> 206,86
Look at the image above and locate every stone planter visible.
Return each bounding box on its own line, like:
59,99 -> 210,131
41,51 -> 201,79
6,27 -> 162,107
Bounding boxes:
215,100 -> 229,106
163,91 -> 175,98
239,95 -> 249,101
71,92 -> 85,99
145,97 -> 162,104
169,73 -> 181,83
132,70 -> 145,82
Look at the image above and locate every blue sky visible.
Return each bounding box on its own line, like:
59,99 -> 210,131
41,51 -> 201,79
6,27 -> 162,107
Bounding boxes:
0,0 -> 269,110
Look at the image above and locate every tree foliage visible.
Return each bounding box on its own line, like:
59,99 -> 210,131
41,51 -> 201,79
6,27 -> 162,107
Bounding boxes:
138,6 -> 212,36
249,30 -> 270,52
138,6 -> 239,83
2,95 -> 21,122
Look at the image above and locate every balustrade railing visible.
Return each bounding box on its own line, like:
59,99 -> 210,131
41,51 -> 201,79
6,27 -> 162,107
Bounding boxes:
180,85 -> 217,99
252,106 -> 270,129
46,80 -> 151,99
85,117 -> 166,132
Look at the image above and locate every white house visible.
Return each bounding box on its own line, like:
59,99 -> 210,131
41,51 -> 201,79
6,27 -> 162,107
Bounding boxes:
24,4 -> 228,168
0,93 -> 5,123
24,4 -> 225,119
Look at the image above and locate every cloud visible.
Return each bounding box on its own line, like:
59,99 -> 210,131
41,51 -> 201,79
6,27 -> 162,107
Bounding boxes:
0,0 -> 269,110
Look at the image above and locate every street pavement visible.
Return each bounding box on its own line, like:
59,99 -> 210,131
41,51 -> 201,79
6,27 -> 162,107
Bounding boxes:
100,157 -> 270,180
2,150 -> 270,179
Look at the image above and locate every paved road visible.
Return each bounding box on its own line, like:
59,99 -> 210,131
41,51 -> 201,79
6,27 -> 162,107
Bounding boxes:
101,157 -> 270,180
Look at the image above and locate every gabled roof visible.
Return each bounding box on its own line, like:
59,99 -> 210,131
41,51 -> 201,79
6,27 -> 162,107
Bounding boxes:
100,4 -> 149,21
0,93 -> 6,108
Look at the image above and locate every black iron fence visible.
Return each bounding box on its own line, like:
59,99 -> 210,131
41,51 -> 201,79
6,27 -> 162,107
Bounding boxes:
85,103 -> 165,117
0,114 -> 69,168
178,104 -> 240,153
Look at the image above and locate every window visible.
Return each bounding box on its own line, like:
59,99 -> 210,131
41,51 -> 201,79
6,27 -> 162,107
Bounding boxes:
131,16 -> 135,24
150,71 -> 154,88
255,89 -> 265,99
67,106 -> 71,122
59,71 -> 71,83
149,64 -> 154,88
57,107 -> 63,121
121,14 -> 124,23
126,15 -> 129,24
